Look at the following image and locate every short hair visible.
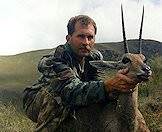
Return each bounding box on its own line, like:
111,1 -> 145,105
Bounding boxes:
67,15 -> 97,35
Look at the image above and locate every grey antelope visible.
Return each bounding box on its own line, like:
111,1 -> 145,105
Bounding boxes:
88,5 -> 152,132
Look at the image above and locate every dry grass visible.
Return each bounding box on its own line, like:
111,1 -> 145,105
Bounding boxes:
0,101 -> 35,132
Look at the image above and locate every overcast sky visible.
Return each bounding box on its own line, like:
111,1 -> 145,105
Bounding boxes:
0,0 -> 162,55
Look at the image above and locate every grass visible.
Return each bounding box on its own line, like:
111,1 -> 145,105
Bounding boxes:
0,50 -> 48,131
138,56 -> 162,132
0,101 -> 35,132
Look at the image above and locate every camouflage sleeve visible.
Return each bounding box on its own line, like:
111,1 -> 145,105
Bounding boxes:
52,63 -> 106,108
37,51 -> 56,77
37,48 -> 107,108
60,77 -> 106,107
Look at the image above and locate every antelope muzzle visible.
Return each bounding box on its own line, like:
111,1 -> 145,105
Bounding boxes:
137,64 -> 152,81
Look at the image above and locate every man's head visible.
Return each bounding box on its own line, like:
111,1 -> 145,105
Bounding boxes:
66,15 -> 97,58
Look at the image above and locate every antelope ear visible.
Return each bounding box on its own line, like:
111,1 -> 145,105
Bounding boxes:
89,60 -> 123,71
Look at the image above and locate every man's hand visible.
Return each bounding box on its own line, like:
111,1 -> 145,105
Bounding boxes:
104,68 -> 138,93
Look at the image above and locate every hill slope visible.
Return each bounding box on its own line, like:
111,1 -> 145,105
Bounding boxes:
0,49 -> 52,90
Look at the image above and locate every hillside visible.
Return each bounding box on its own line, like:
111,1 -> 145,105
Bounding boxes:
0,49 -> 52,90
97,39 -> 162,60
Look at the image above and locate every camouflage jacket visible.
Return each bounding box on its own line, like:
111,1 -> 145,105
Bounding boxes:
37,43 -> 107,108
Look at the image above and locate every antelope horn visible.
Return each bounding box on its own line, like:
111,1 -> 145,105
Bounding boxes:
138,5 -> 144,54
121,4 -> 129,53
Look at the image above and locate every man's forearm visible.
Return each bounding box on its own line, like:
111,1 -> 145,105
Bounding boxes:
55,78 -> 106,107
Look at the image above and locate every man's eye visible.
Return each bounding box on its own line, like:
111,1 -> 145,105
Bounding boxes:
78,34 -> 85,39
78,34 -> 94,40
87,36 -> 94,40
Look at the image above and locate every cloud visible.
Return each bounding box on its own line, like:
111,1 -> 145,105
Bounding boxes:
0,0 -> 162,55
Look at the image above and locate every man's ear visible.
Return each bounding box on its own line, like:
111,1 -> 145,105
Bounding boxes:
66,35 -> 71,42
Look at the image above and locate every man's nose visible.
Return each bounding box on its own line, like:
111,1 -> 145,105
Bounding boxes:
82,37 -> 89,45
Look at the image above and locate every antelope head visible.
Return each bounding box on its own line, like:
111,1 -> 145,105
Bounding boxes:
90,5 -> 152,82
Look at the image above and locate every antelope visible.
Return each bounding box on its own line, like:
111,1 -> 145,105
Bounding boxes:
73,5 -> 152,132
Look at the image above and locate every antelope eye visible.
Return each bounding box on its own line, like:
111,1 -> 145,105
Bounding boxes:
122,57 -> 131,64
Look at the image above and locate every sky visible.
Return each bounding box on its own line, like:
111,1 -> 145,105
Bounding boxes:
0,0 -> 162,55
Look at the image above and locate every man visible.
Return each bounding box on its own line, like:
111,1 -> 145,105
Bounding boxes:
23,15 -> 139,131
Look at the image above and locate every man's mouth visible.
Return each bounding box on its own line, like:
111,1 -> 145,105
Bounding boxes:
79,45 -> 91,52
80,48 -> 89,52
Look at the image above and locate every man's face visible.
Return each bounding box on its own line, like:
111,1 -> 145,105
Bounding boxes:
67,22 -> 95,58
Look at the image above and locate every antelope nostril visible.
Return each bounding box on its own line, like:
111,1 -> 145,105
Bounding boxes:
142,69 -> 152,76
146,66 -> 150,70
146,66 -> 151,70
148,70 -> 152,76
142,64 -> 151,72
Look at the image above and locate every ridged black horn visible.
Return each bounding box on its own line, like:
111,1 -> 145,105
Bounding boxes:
121,4 -> 129,53
138,5 -> 144,54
